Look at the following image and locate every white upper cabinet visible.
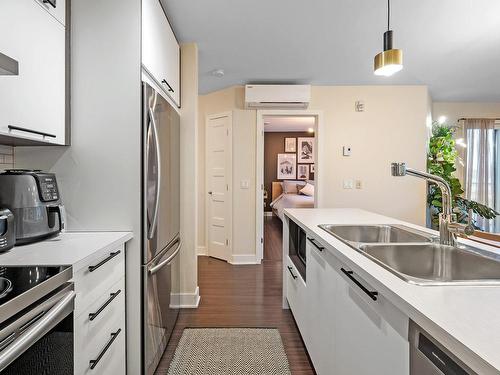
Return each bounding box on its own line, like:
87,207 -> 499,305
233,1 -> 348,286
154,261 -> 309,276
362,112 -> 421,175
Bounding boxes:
33,0 -> 66,26
0,0 -> 67,145
142,0 -> 180,107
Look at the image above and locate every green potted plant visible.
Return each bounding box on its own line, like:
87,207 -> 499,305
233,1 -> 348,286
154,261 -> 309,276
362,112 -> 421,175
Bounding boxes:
427,121 -> 498,229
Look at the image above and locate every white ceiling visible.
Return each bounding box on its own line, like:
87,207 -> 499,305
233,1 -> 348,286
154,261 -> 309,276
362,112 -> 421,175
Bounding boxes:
264,116 -> 316,132
162,0 -> 500,101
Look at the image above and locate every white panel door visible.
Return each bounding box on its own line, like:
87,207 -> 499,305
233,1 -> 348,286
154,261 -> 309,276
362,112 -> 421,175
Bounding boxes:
206,113 -> 232,262
0,0 -> 66,145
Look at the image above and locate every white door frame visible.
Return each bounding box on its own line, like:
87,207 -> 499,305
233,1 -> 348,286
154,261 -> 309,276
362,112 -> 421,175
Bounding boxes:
255,109 -> 324,263
205,111 -> 233,261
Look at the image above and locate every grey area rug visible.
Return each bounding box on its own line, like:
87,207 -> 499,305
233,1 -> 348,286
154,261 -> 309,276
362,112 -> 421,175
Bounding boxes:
167,328 -> 291,375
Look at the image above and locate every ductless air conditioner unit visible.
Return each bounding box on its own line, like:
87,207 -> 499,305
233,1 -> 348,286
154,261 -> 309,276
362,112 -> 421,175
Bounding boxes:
244,84 -> 311,109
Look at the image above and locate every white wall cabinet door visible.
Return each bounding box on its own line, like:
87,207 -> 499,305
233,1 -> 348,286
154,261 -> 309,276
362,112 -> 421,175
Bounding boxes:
333,264 -> 409,375
0,0 -> 66,145
142,0 -> 180,106
305,240 -> 336,375
33,0 -> 66,26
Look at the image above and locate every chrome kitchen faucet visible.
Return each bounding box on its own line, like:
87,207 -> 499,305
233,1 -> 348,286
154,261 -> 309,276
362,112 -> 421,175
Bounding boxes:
391,162 -> 474,246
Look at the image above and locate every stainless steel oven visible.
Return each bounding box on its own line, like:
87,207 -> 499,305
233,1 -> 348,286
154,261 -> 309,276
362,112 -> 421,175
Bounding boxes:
0,266 -> 74,374
288,219 -> 307,280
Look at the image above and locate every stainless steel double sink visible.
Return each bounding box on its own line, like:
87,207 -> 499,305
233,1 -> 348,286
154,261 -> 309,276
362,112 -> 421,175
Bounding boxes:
318,224 -> 500,285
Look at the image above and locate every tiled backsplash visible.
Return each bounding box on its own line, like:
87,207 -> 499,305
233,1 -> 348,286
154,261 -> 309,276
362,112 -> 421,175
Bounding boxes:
0,145 -> 14,171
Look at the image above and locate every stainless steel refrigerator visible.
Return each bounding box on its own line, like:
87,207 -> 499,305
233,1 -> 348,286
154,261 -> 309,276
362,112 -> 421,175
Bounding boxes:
141,82 -> 181,375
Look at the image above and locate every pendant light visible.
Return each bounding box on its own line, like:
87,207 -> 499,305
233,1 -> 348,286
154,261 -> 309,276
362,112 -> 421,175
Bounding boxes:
374,0 -> 403,76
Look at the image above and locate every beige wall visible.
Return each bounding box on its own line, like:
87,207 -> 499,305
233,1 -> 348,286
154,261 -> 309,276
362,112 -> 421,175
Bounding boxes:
199,85 -> 430,252
179,43 -> 199,297
310,86 -> 428,224
232,110 -> 257,258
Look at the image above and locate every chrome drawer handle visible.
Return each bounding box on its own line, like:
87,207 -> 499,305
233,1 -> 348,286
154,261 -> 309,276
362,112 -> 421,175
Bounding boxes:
89,329 -> 121,370
341,268 -> 378,301
89,289 -> 121,321
287,266 -> 297,280
88,251 -> 121,272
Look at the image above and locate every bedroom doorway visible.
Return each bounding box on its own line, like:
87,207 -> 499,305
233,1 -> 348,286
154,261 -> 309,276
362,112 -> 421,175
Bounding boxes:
256,110 -> 323,262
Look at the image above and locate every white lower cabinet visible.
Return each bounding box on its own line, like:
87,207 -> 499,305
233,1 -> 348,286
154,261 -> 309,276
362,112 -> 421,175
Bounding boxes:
305,240 -> 336,375
73,246 -> 126,374
333,263 -> 409,375
286,231 -> 409,375
285,257 -> 308,337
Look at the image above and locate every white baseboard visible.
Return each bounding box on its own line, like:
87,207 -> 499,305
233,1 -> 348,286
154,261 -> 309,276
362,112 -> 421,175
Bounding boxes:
171,286 -> 201,308
229,254 -> 260,265
264,211 -> 273,217
197,246 -> 207,256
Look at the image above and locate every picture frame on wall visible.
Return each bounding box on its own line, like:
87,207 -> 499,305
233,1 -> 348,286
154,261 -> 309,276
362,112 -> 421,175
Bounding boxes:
297,164 -> 309,180
277,153 -> 296,180
284,137 -> 296,152
297,137 -> 314,163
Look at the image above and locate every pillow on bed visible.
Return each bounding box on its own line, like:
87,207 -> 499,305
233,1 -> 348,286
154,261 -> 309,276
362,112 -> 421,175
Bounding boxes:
283,180 -> 305,194
299,183 -> 314,196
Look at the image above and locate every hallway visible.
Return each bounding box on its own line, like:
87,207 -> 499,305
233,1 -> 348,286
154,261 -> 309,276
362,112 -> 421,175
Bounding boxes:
156,216 -> 314,374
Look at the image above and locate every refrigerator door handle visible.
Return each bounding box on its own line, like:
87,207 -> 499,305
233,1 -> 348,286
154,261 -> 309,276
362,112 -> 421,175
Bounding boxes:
147,107 -> 162,240
149,240 -> 181,275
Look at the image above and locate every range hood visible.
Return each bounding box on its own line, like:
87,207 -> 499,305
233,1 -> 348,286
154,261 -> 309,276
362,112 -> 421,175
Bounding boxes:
0,52 -> 19,75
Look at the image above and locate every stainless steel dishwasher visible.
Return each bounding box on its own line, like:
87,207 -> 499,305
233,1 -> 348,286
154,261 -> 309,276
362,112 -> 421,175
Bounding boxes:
409,321 -> 476,375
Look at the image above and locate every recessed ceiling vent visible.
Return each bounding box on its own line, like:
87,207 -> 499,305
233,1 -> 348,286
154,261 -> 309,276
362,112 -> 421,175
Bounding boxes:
244,84 -> 311,109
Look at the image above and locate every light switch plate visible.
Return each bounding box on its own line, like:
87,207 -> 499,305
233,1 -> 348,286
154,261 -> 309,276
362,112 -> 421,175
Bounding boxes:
343,179 -> 354,189
355,180 -> 362,189
343,146 -> 352,156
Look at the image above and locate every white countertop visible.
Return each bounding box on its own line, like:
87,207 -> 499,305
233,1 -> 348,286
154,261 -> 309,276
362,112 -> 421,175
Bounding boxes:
284,208 -> 500,375
0,231 -> 133,272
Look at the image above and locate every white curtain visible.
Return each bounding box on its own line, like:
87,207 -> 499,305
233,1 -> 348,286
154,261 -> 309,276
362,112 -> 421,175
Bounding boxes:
463,119 -> 496,231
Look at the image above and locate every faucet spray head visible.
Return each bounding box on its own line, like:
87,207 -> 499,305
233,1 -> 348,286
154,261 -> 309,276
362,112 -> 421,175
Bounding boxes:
391,162 -> 407,177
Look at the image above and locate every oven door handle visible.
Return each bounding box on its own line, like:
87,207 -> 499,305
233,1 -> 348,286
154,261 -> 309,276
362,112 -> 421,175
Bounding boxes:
0,290 -> 76,371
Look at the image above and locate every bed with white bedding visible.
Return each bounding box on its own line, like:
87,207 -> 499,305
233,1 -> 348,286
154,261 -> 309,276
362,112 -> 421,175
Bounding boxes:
270,181 -> 314,220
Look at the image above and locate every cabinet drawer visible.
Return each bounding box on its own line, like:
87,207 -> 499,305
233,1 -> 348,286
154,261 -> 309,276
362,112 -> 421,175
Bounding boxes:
75,277 -> 125,334
75,317 -> 126,375
286,257 -> 307,336
74,246 -> 125,313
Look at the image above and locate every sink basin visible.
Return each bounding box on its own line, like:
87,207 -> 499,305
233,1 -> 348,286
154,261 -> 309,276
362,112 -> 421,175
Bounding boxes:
360,243 -> 500,285
319,224 -> 435,244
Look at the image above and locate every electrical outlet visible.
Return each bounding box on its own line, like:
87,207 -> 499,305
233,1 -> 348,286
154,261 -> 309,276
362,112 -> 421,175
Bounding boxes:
240,180 -> 249,189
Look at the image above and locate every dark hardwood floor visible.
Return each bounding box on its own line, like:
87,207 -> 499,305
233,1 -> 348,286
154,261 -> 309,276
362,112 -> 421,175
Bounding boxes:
155,215 -> 315,374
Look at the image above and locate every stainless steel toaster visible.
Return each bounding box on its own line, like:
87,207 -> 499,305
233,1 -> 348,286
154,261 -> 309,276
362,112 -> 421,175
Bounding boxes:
0,170 -> 65,245
0,208 -> 15,252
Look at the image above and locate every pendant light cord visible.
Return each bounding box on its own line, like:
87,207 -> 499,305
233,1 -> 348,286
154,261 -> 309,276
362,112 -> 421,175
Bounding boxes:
387,0 -> 390,31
